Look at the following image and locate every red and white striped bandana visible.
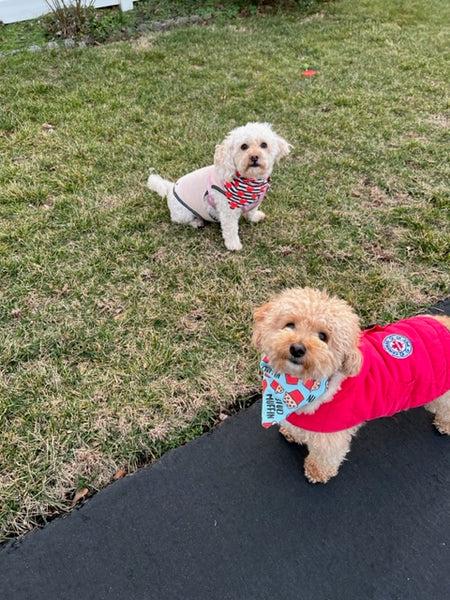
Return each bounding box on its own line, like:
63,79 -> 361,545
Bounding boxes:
223,173 -> 270,210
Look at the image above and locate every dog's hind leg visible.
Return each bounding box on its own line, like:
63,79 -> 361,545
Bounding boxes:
166,192 -> 205,228
148,173 -> 204,229
425,390 -> 450,434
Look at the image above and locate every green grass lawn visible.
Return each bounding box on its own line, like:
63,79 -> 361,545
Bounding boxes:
0,0 -> 449,541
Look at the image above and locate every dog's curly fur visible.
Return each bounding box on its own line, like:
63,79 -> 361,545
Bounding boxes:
253,287 -> 450,483
147,122 -> 291,251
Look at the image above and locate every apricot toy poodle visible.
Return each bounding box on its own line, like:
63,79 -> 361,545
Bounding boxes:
253,287 -> 450,483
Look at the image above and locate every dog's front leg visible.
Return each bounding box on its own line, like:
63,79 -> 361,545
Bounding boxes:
303,428 -> 358,484
213,194 -> 242,251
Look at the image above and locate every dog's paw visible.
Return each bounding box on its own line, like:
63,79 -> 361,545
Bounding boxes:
188,217 -> 205,229
224,239 -> 243,251
304,456 -> 337,484
279,426 -> 296,443
248,210 -> 266,223
433,417 -> 450,435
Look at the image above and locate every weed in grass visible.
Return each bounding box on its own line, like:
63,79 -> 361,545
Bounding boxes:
42,0 -> 95,39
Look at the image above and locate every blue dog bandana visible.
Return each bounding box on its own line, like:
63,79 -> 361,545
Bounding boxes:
260,357 -> 329,428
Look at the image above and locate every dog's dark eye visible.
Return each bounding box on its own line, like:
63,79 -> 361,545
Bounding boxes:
285,322 -> 296,329
318,332 -> 328,342
241,143 -> 249,151
260,142 -> 268,149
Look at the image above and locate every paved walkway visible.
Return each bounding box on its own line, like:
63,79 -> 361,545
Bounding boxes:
1,300 -> 449,600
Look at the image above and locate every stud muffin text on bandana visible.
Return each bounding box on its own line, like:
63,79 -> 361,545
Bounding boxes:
260,357 -> 329,428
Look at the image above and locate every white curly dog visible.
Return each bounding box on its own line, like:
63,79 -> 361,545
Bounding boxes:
147,122 -> 291,251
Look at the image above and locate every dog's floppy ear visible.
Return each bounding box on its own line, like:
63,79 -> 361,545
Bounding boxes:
275,135 -> 292,161
214,138 -> 236,182
333,299 -> 362,377
252,302 -> 272,350
341,348 -> 363,377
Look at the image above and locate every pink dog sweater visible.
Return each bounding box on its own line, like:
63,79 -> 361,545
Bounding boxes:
285,316 -> 450,433
173,165 -> 269,222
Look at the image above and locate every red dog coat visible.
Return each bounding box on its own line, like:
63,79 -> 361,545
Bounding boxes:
286,316 -> 450,433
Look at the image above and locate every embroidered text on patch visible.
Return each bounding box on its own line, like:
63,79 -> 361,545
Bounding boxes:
382,334 -> 413,359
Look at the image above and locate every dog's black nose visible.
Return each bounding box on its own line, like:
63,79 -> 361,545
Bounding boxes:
289,343 -> 306,359
250,155 -> 259,164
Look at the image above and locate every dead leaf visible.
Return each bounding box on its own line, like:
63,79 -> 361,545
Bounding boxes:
113,469 -> 127,480
72,487 -> 89,505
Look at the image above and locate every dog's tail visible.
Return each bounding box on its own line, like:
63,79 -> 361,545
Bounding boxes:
147,171 -> 173,199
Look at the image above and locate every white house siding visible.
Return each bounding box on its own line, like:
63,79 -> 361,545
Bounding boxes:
0,0 -> 133,24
